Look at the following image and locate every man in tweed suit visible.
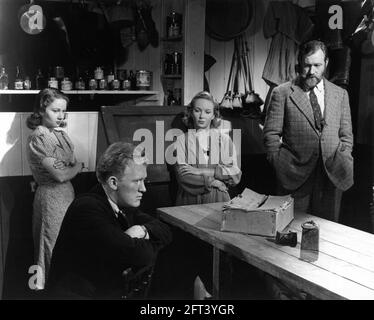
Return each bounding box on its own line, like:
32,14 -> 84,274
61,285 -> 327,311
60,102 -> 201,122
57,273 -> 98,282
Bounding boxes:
263,40 -> 353,222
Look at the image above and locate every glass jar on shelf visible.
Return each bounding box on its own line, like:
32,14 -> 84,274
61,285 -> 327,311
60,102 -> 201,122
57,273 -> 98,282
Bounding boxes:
48,77 -> 58,89
61,77 -> 72,91
0,66 -> 9,90
112,77 -> 120,90
75,77 -> 86,90
88,78 -> 97,90
98,78 -> 107,90
23,76 -> 32,90
122,79 -> 131,90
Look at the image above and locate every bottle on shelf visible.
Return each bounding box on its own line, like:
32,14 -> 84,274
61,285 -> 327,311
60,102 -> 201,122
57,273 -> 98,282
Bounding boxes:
35,68 -> 46,90
107,69 -> 115,89
167,89 -> 176,106
164,53 -> 172,75
83,69 -> 91,89
14,66 -> 24,90
75,76 -> 86,90
54,66 -> 64,82
168,11 -> 181,38
0,66 -> 9,90
174,87 -> 182,105
173,51 -> 182,75
129,70 -> 136,90
112,71 -> 120,90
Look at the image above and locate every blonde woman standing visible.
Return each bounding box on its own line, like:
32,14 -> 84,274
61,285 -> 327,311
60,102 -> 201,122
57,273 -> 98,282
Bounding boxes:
173,91 -> 242,299
174,91 -> 242,205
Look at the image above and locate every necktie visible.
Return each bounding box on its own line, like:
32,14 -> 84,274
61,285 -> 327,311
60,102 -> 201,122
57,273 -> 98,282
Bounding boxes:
309,88 -> 323,132
117,210 -> 129,230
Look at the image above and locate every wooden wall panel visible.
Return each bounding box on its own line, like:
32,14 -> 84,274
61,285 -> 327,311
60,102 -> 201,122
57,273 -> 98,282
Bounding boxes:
66,112 -> 90,171
0,112 -> 98,177
207,37 -> 228,102
183,0 -> 206,104
87,112 -> 99,171
20,114 -> 32,176
204,0 -> 273,154
0,113 -> 22,177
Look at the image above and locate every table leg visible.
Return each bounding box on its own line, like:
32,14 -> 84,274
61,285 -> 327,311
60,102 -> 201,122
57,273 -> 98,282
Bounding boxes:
212,246 -> 220,299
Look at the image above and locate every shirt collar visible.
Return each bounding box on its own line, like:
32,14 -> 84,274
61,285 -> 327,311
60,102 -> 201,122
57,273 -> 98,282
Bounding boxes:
313,79 -> 324,93
102,187 -> 121,217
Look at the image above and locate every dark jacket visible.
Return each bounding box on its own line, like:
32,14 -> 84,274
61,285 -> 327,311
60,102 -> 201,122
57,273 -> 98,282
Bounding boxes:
46,184 -> 172,299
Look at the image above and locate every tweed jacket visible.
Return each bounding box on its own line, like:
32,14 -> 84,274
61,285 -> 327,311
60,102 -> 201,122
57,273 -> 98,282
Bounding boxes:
263,78 -> 353,191
47,184 -> 172,299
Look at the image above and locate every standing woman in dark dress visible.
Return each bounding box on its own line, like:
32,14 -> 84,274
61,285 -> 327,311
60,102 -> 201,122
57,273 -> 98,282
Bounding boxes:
26,88 -> 84,290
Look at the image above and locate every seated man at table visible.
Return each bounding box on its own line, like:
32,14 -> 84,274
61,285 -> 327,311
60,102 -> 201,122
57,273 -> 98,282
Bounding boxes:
46,142 -> 172,299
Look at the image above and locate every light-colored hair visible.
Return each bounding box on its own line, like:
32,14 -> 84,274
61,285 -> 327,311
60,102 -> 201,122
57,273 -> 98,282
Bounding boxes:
96,141 -> 146,184
182,91 -> 221,129
26,88 -> 69,130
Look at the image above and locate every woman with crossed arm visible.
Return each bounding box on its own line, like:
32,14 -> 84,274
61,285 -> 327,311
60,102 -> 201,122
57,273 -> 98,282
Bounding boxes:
26,88 -> 84,290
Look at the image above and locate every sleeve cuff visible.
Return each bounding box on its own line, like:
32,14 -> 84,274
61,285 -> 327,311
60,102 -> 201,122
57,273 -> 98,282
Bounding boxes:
203,175 -> 214,192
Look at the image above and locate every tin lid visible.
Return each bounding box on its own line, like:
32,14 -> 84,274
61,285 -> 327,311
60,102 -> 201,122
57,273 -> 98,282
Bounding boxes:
302,220 -> 318,229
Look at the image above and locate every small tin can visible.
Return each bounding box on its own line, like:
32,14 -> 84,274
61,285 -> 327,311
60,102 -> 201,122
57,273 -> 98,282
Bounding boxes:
23,77 -> 32,90
136,70 -> 151,90
61,77 -> 72,91
48,77 -> 58,89
122,79 -> 131,90
112,79 -> 120,90
75,77 -> 85,90
98,78 -> 107,90
88,78 -> 97,90
300,220 -> 319,262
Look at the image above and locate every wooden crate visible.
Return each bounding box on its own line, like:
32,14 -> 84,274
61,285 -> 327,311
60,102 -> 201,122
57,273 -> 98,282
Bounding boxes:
221,195 -> 294,237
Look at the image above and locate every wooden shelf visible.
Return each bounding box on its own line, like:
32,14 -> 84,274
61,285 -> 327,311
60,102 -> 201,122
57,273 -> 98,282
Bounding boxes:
161,35 -> 183,41
161,75 -> 182,79
0,90 -> 158,95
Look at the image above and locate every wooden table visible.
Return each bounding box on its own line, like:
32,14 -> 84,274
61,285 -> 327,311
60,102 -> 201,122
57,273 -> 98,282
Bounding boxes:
157,202 -> 374,300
